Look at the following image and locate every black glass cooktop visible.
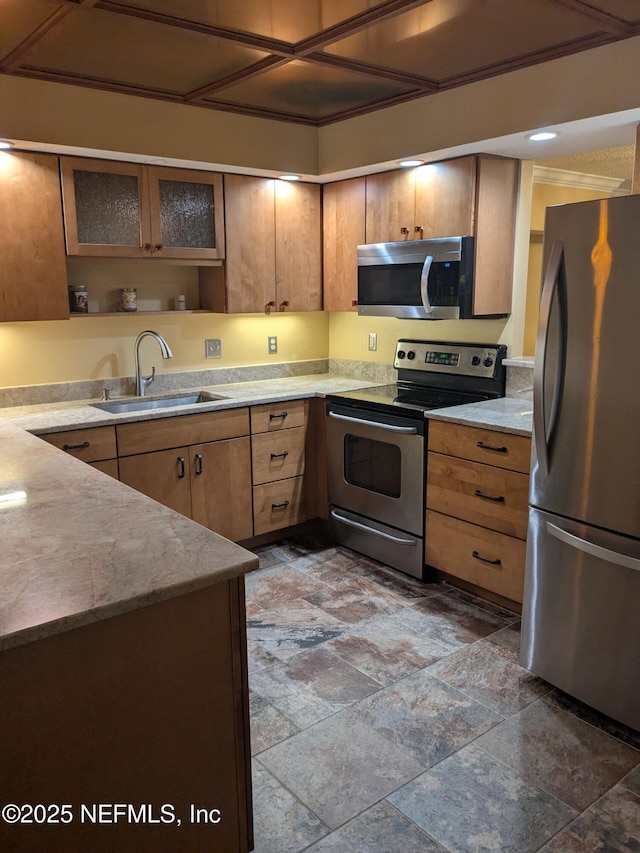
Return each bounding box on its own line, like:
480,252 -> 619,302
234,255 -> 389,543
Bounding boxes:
326,383 -> 492,417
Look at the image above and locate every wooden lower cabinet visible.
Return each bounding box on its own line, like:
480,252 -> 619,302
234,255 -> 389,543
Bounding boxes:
117,409 -> 253,541
426,510 -> 526,603
253,477 -> 306,535
0,578 -> 253,853
41,426 -> 119,478
426,420 -> 531,605
250,400 -> 309,535
119,437 -> 253,542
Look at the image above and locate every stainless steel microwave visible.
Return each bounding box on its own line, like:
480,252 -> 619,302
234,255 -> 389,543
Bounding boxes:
357,236 -> 477,320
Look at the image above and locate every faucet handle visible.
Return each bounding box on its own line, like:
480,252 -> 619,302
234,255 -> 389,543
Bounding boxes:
101,387 -> 113,401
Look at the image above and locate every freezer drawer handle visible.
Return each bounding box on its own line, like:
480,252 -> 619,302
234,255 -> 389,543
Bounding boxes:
328,411 -> 418,434
63,441 -> 90,451
270,451 -> 289,459
271,500 -> 290,510
474,489 -> 505,503
476,441 -> 507,453
330,509 -> 417,546
546,522 -> 640,573
472,550 -> 502,566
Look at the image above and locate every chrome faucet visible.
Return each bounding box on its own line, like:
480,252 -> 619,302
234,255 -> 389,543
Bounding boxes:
135,330 -> 173,396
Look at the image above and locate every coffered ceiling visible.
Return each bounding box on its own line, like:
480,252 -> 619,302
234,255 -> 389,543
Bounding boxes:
2,0 -> 640,127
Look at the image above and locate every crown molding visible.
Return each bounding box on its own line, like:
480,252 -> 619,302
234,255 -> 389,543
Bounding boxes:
533,164 -> 628,192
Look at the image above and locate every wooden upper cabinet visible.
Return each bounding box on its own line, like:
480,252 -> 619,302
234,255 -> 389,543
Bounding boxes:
323,177 -> 366,312
60,157 -> 224,261
223,174 -> 321,314
223,174 -> 276,313
275,180 -> 321,312
365,169 -> 416,244
414,157 -> 476,239
0,152 -> 68,322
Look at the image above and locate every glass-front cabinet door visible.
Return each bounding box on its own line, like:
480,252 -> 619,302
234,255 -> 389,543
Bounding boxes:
147,167 -> 225,260
60,158 -> 150,258
60,158 -> 224,260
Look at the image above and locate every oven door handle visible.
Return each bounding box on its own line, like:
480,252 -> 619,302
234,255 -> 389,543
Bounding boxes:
327,411 -> 419,434
330,509 -> 418,545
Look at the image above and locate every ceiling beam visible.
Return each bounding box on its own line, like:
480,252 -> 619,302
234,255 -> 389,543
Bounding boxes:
303,52 -> 439,93
185,56 -> 290,102
546,0 -> 634,35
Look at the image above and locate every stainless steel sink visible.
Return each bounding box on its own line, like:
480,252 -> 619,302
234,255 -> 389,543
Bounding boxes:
90,391 -> 227,414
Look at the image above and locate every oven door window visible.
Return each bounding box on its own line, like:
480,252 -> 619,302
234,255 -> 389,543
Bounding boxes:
343,434 -> 401,498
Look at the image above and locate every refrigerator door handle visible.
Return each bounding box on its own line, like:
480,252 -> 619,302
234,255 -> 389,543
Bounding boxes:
534,239 -> 565,476
546,521 -> 640,572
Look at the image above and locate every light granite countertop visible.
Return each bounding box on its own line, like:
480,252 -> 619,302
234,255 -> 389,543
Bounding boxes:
0,373 -> 531,651
426,396 -> 533,436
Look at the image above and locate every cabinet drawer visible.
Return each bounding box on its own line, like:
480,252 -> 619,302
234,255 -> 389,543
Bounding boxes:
428,420 -> 531,474
117,408 -> 250,456
427,452 -> 529,539
250,399 -> 307,433
251,427 -> 306,484
41,426 -> 117,462
425,510 -> 525,603
253,477 -> 306,535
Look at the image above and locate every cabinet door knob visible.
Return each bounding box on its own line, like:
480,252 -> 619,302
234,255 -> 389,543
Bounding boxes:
154,244 -> 163,252
177,456 -> 186,478
194,452 -> 203,475
415,225 -> 423,238
143,243 -> 152,252
477,441 -> 508,453
279,300 -> 289,311
400,226 -> 410,237
269,411 -> 288,420
264,301 -> 275,315
270,450 -> 289,459
271,500 -> 290,510
352,299 -> 358,307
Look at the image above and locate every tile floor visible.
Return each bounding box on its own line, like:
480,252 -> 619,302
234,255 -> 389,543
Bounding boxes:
245,535 -> 640,853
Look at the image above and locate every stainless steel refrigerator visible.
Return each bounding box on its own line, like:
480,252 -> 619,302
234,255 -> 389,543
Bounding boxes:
520,193 -> 640,731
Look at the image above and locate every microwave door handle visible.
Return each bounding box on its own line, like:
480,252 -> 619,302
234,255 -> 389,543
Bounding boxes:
420,255 -> 434,314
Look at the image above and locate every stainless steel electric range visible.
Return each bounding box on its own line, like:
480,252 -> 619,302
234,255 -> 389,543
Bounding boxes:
326,339 -> 507,579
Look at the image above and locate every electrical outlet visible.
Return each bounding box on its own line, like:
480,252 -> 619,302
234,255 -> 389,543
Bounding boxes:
205,338 -> 222,358
368,332 -> 377,352
268,335 -> 278,354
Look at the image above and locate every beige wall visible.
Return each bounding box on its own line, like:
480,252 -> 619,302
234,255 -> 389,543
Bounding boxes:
0,312 -> 329,388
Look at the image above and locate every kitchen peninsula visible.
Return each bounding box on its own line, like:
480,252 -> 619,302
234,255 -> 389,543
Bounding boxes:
0,419 -> 258,853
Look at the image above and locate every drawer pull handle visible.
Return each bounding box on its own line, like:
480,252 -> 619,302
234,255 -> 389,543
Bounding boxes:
270,450 -> 289,459
272,500 -> 290,510
269,412 -> 288,420
63,441 -> 90,451
177,456 -> 186,479
477,441 -> 507,453
474,489 -> 505,503
472,550 -> 502,566
195,452 -> 203,475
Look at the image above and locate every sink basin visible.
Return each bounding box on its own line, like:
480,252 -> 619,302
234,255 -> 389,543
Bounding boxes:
90,391 -> 227,415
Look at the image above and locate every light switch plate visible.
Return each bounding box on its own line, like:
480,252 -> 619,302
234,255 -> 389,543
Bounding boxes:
268,335 -> 278,354
368,332 -> 377,351
205,338 -> 222,358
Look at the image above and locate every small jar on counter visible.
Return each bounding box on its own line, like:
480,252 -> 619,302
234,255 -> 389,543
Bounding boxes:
176,294 -> 186,311
120,288 -> 137,312
68,285 -> 88,313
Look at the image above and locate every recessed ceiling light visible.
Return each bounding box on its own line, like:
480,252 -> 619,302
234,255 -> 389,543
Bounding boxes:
279,174 -> 300,181
0,141 -> 14,149
398,159 -> 425,167
526,131 -> 559,142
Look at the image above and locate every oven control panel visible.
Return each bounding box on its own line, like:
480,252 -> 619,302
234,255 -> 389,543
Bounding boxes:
394,340 -> 505,378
